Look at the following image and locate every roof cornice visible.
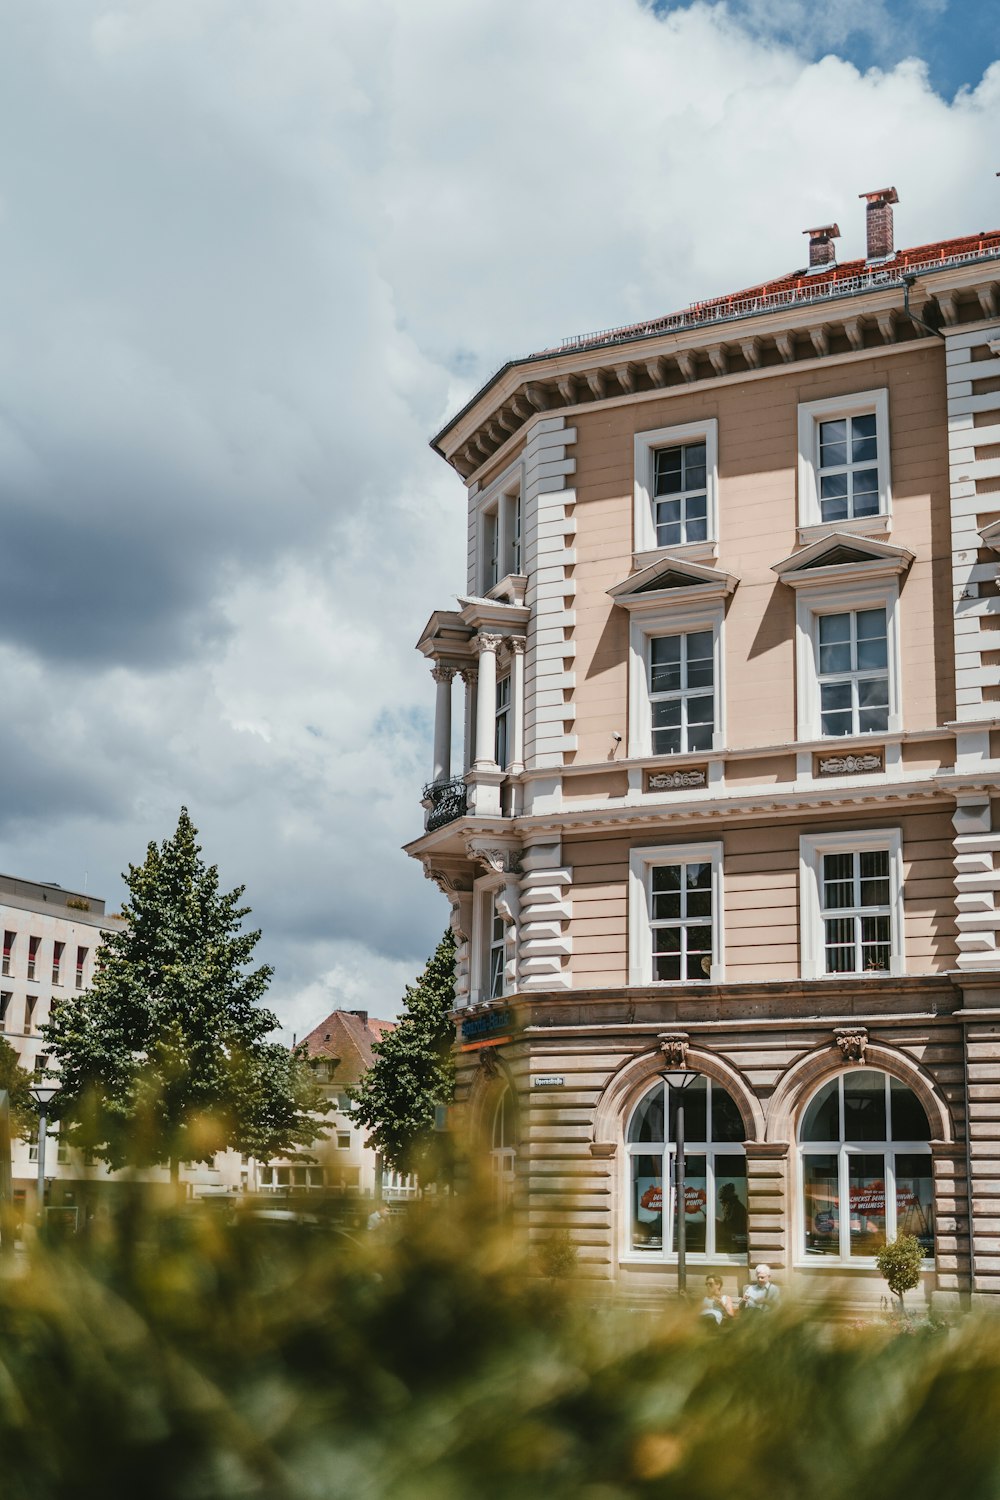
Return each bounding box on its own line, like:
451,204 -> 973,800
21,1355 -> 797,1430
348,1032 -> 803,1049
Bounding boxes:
433,249 -> 1000,482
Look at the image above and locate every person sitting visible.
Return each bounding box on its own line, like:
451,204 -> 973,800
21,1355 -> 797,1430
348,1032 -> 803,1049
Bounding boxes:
700,1274 -> 736,1326
740,1263 -> 781,1312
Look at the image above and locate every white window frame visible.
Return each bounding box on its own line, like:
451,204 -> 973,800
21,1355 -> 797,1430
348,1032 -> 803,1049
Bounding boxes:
799,828 -> 904,980
472,877 -> 509,1005
622,1076 -> 748,1265
634,418 -> 718,563
795,576 -> 902,743
628,600 -> 725,760
629,841 -> 725,985
495,672 -> 511,770
796,1072 -> 933,1267
797,389 -> 891,540
476,458 -> 524,595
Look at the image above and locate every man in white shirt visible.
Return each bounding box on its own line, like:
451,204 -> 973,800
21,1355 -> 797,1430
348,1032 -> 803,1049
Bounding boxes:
741,1263 -> 781,1312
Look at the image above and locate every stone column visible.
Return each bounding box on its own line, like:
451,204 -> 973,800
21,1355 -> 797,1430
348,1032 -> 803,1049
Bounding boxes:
430,666 -> 454,784
461,668 -> 478,774
473,633 -> 502,771
507,635 -> 526,775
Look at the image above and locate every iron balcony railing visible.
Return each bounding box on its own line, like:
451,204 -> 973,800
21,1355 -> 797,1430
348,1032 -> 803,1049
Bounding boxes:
422,776 -> 468,832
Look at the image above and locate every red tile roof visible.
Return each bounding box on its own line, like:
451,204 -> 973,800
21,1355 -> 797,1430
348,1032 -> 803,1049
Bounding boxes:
553,230 -> 1000,356
298,1009 -> 395,1081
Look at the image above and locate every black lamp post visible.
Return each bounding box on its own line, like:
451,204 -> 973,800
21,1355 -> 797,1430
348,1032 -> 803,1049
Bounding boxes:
29,1082 -> 59,1222
661,1067 -> 699,1296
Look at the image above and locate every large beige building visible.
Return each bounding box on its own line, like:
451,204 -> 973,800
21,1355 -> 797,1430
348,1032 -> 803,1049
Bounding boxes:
409,191 -> 1000,1307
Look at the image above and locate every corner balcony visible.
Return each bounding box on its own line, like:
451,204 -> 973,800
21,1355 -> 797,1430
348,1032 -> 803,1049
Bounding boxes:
422,776 -> 468,832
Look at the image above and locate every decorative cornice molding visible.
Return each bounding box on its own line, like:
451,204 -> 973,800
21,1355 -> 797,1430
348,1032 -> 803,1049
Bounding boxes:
436,259 -> 1000,480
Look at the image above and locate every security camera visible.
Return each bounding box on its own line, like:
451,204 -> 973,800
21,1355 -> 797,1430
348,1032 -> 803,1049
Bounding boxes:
612,732 -> 622,742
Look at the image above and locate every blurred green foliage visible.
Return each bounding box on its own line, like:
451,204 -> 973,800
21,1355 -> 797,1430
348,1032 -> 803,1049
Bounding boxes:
1,1193 -> 1000,1500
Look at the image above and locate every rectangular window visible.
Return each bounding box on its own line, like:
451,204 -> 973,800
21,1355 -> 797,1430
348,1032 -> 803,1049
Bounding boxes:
821,850 -> 892,974
797,389 -> 891,536
75,946 -> 88,989
817,607 -> 889,736
0,993 -> 10,1028
649,631 -> 714,755
495,675 -> 511,769
477,465 -> 525,593
509,491 -> 522,576
488,896 -> 505,999
634,419 -> 718,561
336,1131 -> 351,1150
24,996 -> 37,1034
653,442 -> 708,548
649,862 -> 714,982
817,413 -> 880,523
485,509 -> 500,590
52,941 -> 65,986
630,842 -> 723,986
2,932 -> 13,977
27,936 -> 40,982
800,829 -> 903,980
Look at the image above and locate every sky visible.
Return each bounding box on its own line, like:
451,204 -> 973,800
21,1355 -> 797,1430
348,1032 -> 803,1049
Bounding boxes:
0,0 -> 998,1040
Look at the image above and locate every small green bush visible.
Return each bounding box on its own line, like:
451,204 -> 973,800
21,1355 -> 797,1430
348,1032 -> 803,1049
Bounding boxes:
876,1232 -> 925,1310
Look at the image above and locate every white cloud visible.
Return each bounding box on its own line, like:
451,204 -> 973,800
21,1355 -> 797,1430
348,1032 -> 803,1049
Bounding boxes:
0,1 -> 995,1037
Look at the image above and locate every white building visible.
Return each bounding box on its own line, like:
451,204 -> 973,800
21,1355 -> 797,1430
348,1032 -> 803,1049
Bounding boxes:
0,872 -> 243,1220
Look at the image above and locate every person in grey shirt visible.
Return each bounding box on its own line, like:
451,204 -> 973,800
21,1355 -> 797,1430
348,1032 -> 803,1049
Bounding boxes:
741,1263 -> 781,1311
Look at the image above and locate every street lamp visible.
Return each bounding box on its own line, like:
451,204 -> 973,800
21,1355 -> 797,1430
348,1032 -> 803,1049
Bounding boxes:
661,1067 -> 699,1297
29,1082 -> 59,1222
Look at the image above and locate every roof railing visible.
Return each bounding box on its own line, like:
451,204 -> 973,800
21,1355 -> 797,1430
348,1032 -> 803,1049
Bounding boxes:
558,242 -> 1000,355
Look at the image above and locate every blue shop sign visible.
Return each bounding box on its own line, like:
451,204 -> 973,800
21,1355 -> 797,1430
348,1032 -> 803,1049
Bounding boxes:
460,1009 -> 513,1043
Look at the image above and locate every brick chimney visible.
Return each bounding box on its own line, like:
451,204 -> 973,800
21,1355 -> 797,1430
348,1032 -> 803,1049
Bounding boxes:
803,223 -> 840,270
860,187 -> 899,262
348,1008 -> 369,1026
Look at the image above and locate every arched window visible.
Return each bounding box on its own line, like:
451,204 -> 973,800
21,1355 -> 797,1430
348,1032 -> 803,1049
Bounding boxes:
491,1086 -> 516,1210
626,1076 -> 746,1259
798,1070 -> 934,1261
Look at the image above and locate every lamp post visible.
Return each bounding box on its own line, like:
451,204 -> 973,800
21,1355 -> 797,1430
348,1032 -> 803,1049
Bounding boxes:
29,1082 -> 59,1223
662,1067 -> 699,1297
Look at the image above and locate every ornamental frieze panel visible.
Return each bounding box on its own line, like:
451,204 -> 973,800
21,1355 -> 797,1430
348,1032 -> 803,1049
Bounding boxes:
815,749 -> 884,777
645,766 -> 707,793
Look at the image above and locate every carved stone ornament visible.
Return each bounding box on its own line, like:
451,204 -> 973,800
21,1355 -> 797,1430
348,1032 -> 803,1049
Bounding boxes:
475,631 -> 504,655
423,862 -> 472,897
834,1027 -> 869,1064
466,843 -> 521,876
479,1047 -> 500,1077
648,768 -> 707,791
818,752 -> 883,776
430,664 -> 456,685
658,1032 -> 690,1068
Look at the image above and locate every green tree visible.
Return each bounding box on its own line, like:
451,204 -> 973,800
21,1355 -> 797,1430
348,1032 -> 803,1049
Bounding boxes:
0,1036 -> 37,1139
43,808 -> 329,1182
875,1233 -> 925,1313
351,929 -> 456,1177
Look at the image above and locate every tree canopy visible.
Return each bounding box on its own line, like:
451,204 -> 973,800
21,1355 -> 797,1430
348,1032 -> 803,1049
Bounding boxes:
0,1037 -> 37,1140
350,929 -> 456,1177
43,808 -> 328,1178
